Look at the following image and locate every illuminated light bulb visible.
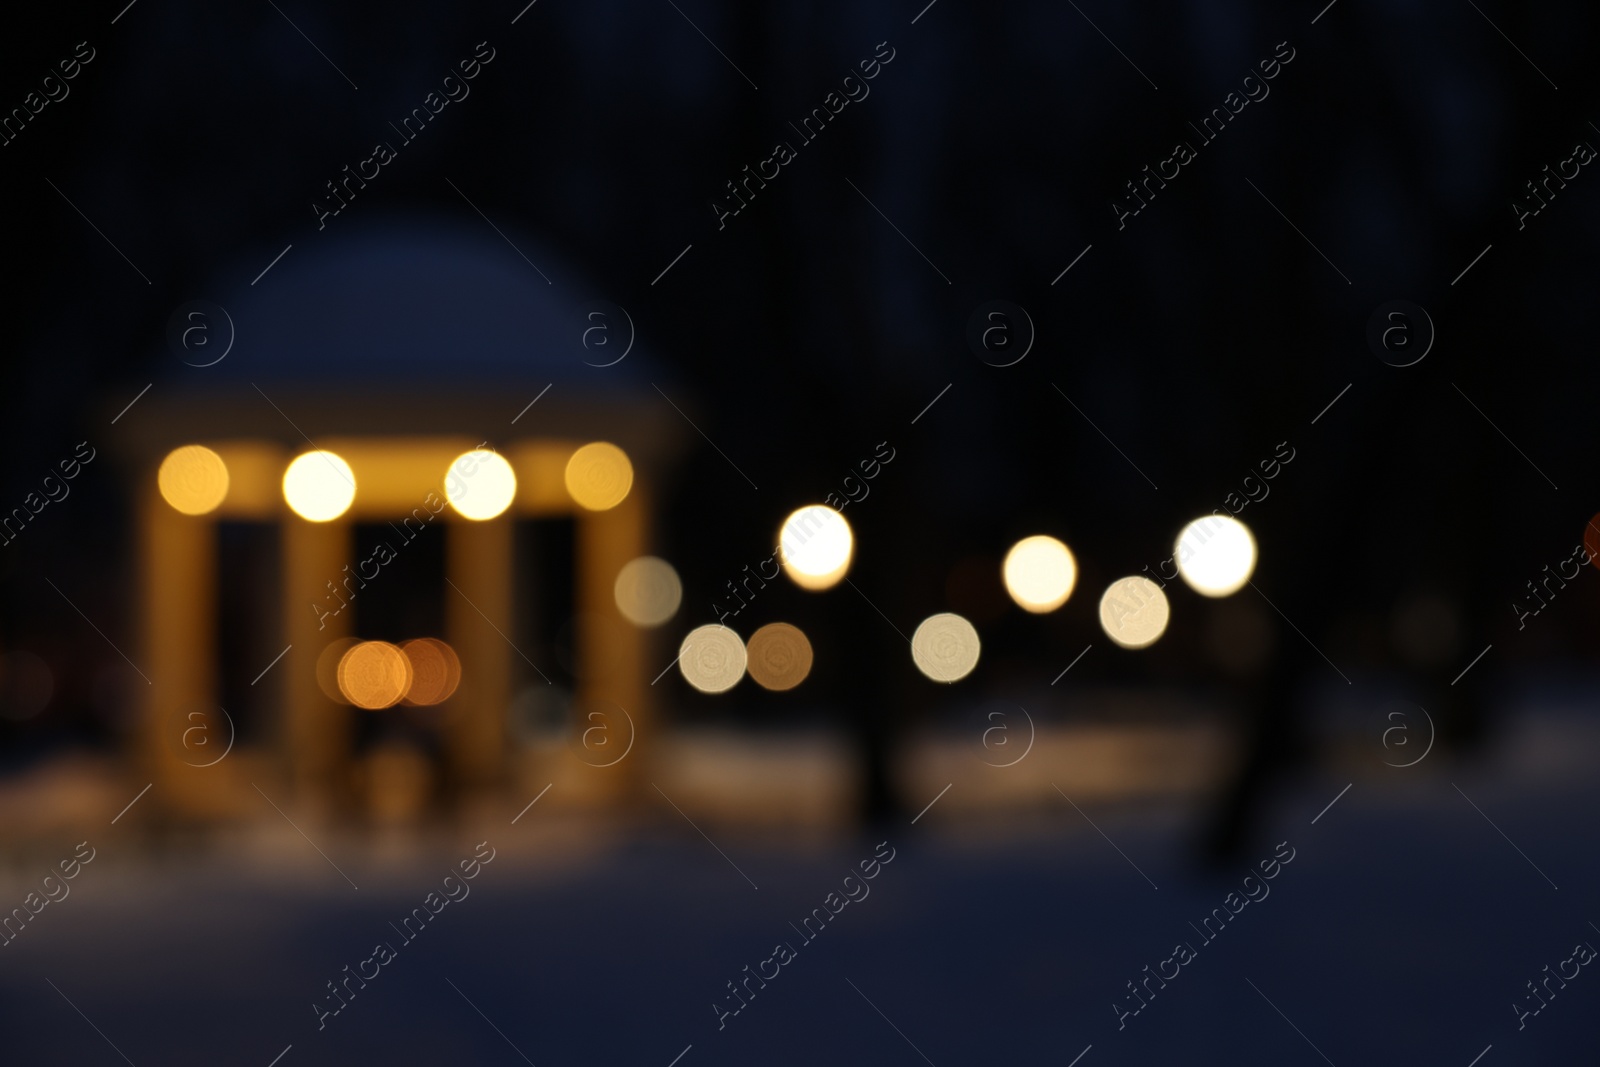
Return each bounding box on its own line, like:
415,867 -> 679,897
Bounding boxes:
444,449 -> 516,520
158,445 -> 230,516
1099,576 -> 1170,649
746,622 -> 814,691
614,557 -> 683,627
1002,535 -> 1077,613
565,442 -> 633,511
778,505 -> 853,591
911,613 -> 981,682
678,624 -> 747,693
337,641 -> 413,709
1174,515 -> 1257,597
283,450 -> 356,522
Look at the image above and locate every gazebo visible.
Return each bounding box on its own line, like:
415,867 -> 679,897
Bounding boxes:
111,219 -> 683,821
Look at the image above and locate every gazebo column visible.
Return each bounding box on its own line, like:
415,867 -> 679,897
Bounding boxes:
576,484 -> 650,804
445,517 -> 513,794
282,517 -> 351,808
139,492 -> 217,817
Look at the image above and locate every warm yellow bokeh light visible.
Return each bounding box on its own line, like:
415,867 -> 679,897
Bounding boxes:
747,622 -> 813,691
1174,515 -> 1257,597
444,450 -> 517,520
565,442 -> 633,511
283,450 -> 356,522
1099,576 -> 1170,649
1002,535 -> 1078,613
679,624 -> 747,693
337,641 -> 413,709
614,556 -> 683,627
400,638 -> 461,706
778,505 -> 853,590
157,445 -> 230,515
911,612 -> 981,682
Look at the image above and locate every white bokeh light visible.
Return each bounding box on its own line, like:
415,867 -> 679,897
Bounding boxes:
444,449 -> 517,520
614,557 -> 683,627
283,451 -> 356,522
679,625 -> 747,693
1002,535 -> 1077,613
911,613 -> 981,682
1174,515 -> 1257,597
778,505 -> 853,591
1098,576 -> 1170,649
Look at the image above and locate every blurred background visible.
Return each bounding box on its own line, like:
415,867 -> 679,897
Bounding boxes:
0,0 -> 1598,1062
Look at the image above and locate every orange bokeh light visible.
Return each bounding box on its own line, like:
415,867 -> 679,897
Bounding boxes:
400,638 -> 462,706
337,641 -> 413,709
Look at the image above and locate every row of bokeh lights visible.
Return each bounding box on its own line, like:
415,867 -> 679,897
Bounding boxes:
312,507 -> 1257,700
157,441 -> 635,519
666,506 -> 1259,692
1003,516 -> 1259,647
157,439 -> 1260,695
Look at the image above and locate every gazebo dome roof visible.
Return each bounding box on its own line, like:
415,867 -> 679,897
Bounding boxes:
185,215 -> 654,388
117,217 -> 684,467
